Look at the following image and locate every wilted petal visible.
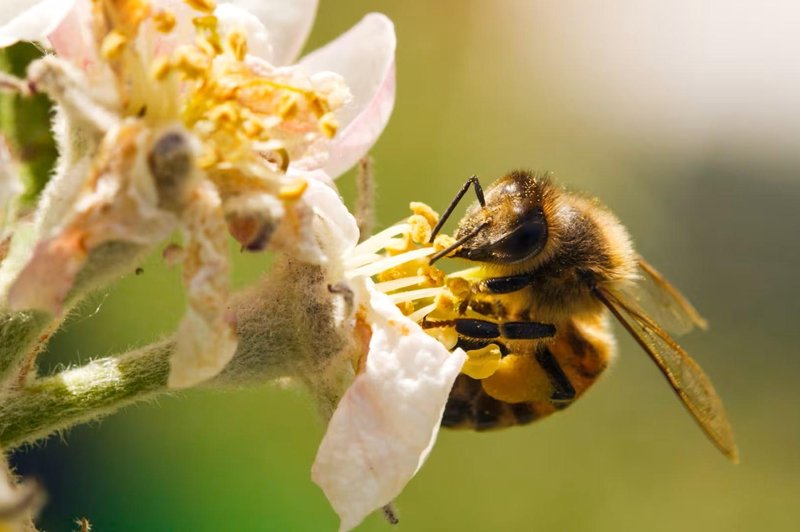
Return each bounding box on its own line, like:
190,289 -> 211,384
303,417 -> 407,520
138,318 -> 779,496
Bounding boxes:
311,280 -> 466,531
0,0 -> 76,48
169,181 -> 237,388
228,0 -> 318,65
299,14 -> 396,178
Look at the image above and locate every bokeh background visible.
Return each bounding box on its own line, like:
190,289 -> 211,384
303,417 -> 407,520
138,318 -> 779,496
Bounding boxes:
9,0 -> 800,530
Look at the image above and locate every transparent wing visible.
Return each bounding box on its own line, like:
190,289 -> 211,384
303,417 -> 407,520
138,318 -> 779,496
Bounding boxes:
617,257 -> 708,336
595,285 -> 739,463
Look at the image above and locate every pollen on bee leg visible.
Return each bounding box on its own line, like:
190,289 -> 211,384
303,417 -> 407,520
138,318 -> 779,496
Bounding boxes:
462,344 -> 502,379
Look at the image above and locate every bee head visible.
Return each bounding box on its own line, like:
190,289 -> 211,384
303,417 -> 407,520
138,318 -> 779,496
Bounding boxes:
453,170 -> 551,264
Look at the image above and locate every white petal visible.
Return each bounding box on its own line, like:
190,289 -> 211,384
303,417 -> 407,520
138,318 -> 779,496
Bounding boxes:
0,0 -> 76,48
302,173 -> 359,267
299,14 -> 396,178
311,280 -> 466,531
225,0 -> 318,65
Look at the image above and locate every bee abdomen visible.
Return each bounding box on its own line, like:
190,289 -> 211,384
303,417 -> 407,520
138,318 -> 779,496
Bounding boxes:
442,374 -> 557,430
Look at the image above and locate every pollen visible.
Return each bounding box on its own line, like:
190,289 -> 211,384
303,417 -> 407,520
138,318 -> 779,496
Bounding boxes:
184,0 -> 217,14
227,30 -> 248,61
277,179 -> 309,202
173,46 -> 211,79
318,113 -> 339,138
462,344 -> 502,379
408,214 -> 433,245
100,31 -> 128,60
410,202 -> 440,229
278,93 -> 301,119
152,9 -> 177,33
150,56 -> 172,81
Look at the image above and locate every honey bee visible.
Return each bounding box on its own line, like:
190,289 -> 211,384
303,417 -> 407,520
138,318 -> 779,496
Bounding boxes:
426,170 -> 738,462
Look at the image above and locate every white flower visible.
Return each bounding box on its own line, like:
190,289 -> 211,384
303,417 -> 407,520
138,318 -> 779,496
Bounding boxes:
0,0 -> 396,388
307,183 -> 467,531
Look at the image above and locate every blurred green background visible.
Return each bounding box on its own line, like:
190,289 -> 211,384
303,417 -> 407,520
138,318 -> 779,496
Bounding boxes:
9,1 -> 800,530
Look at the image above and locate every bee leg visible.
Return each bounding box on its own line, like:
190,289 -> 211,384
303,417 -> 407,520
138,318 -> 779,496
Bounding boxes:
429,175 -> 486,242
455,318 -> 556,340
479,274 -> 533,294
536,347 -> 576,403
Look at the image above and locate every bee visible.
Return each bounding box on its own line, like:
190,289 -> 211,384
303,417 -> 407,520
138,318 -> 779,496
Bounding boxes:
426,170 -> 738,462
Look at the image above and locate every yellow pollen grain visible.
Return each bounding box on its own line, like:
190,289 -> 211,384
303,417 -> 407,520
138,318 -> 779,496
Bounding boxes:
152,9 -> 177,33
100,30 -> 128,60
278,179 -> 309,202
150,56 -> 172,81
319,113 -> 338,138
227,30 -> 248,61
410,201 -> 440,228
173,46 -> 211,78
462,344 -> 502,379
208,102 -> 240,124
278,93 -> 300,119
408,214 -> 432,245
434,234 -> 456,252
185,0 -> 216,14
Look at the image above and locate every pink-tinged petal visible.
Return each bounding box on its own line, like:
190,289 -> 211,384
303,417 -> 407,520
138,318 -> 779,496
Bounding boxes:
299,14 -> 396,178
226,0 -> 318,65
0,0 -> 76,48
6,230 -> 86,314
47,0 -> 96,71
311,280 -> 466,531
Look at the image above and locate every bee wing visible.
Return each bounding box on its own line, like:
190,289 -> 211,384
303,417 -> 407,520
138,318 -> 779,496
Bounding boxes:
617,257 -> 708,335
595,285 -> 739,463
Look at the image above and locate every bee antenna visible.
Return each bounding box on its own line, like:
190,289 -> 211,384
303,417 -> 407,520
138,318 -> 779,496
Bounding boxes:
429,175 -> 486,243
429,220 -> 489,265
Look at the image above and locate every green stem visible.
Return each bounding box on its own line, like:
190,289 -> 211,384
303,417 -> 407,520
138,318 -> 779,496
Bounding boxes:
0,341 -> 172,448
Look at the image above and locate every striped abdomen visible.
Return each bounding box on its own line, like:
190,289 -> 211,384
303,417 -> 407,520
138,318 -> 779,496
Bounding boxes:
442,314 -> 615,430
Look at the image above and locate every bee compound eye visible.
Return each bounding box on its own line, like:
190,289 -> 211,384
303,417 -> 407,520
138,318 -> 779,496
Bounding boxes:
495,213 -> 547,262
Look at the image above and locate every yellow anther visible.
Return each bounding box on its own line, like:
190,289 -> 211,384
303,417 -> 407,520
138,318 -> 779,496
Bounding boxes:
278,179 -> 309,202
197,147 -> 219,169
185,0 -> 216,14
462,344 -> 502,379
207,102 -> 240,124
418,264 -> 445,286
278,93 -> 300,119
150,56 -> 172,81
433,234 -> 456,253
100,30 -> 128,60
319,112 -> 338,138
242,118 -> 265,138
227,30 -> 248,61
173,46 -> 211,78
152,9 -> 177,33
410,201 -> 440,229
308,95 -> 327,118
445,276 -> 471,300
195,33 -> 223,57
408,214 -> 432,245
433,290 -> 457,315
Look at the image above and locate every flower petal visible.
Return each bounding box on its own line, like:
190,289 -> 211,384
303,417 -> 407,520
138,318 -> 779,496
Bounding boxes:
303,173 -> 359,268
46,0 -> 97,72
299,13 -> 396,178
311,280 -> 466,531
226,0 -> 318,65
0,0 -> 76,48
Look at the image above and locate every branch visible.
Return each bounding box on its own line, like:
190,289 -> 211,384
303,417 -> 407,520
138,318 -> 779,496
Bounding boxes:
0,340 -> 172,448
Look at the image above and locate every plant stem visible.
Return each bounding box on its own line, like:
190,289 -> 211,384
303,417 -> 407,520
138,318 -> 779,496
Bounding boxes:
0,341 -> 172,448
